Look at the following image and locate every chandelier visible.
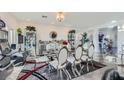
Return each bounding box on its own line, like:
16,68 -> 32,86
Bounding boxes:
56,12 -> 64,22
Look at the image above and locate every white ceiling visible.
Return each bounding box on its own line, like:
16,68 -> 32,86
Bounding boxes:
10,12 -> 124,29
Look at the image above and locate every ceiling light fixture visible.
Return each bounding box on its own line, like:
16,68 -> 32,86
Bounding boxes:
56,12 -> 64,22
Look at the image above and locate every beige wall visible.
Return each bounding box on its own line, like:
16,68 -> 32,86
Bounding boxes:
0,13 -> 81,54
0,13 -> 77,42
18,21 -> 79,54
0,13 -> 19,45
19,22 -> 74,41
0,13 -> 19,29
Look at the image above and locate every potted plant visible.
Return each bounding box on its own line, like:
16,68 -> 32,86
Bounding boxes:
25,26 -> 36,32
82,32 -> 89,43
17,28 -> 22,35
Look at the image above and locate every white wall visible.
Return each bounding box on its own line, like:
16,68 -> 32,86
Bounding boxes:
83,26 -> 118,58
117,25 -> 124,58
0,12 -> 19,45
118,31 -> 124,52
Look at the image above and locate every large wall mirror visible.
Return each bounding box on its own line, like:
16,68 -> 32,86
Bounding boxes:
49,31 -> 57,40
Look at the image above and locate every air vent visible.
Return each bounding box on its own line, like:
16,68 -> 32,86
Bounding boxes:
42,15 -> 47,18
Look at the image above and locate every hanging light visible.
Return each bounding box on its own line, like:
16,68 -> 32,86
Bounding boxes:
56,12 -> 64,22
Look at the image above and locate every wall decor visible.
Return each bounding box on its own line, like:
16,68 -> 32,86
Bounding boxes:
0,19 -> 6,29
49,31 -> 57,40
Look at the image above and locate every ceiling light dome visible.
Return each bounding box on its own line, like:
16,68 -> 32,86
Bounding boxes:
56,12 -> 64,22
